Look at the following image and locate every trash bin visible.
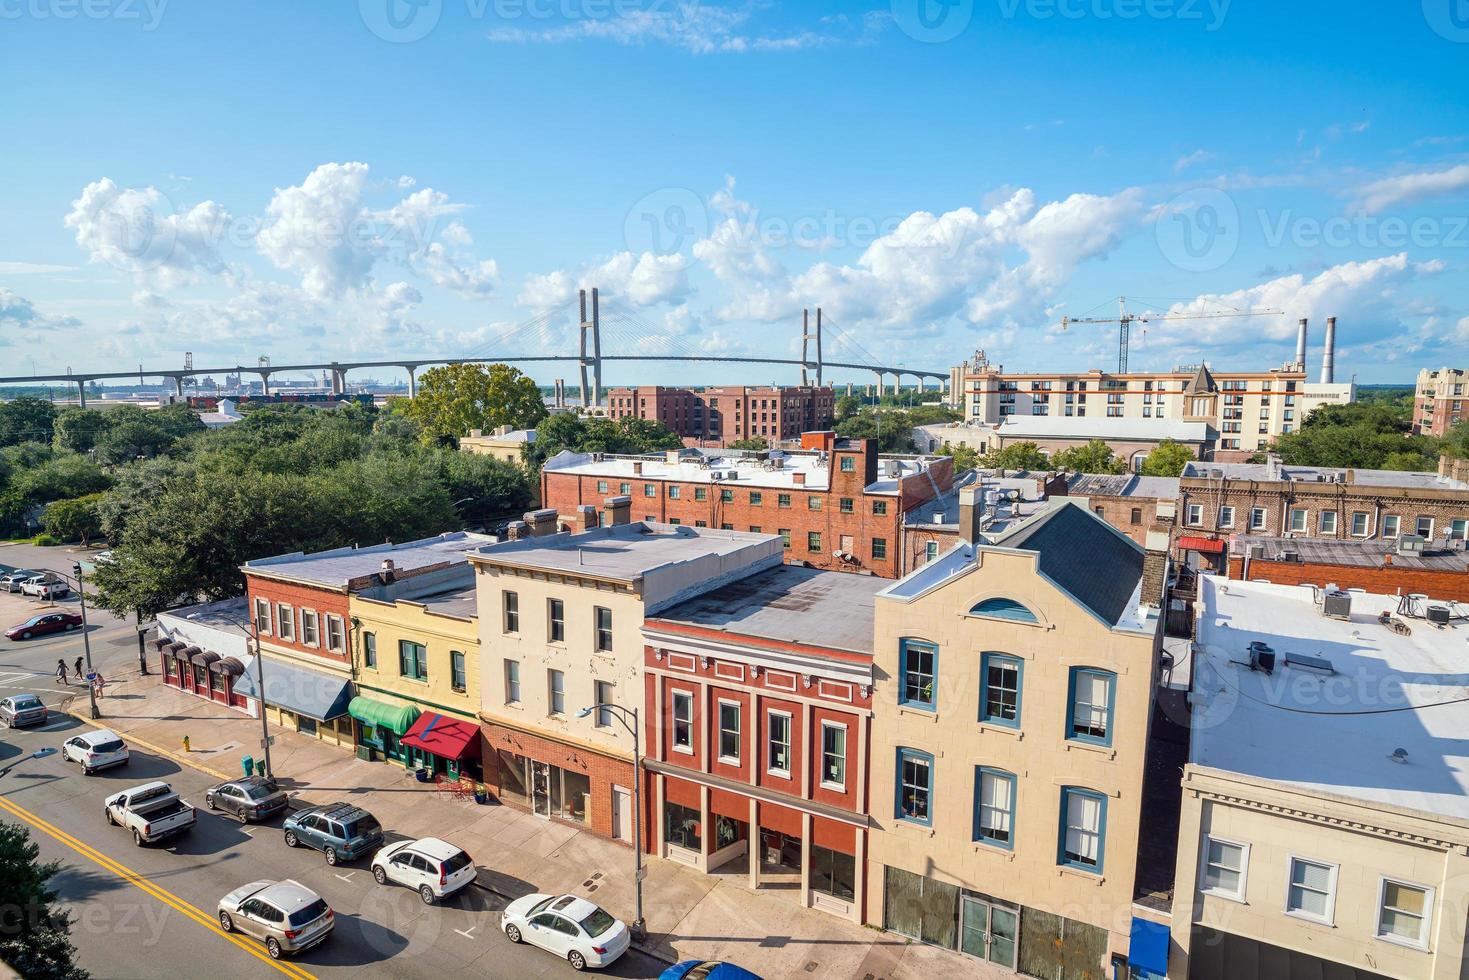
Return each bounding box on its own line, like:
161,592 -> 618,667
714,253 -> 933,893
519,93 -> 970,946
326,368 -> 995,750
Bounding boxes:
241,755 -> 254,779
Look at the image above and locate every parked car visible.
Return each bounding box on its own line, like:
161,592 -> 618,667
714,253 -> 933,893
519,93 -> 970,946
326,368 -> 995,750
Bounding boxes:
370,837 -> 475,904
4,611 -> 83,640
205,775 -> 289,823
0,570 -> 37,592
62,729 -> 129,774
217,880 -> 334,960
501,893 -> 631,971
0,694 -> 48,728
21,579 -> 70,600
660,962 -> 765,980
282,803 -> 382,865
104,781 -> 197,846
92,551 -> 114,565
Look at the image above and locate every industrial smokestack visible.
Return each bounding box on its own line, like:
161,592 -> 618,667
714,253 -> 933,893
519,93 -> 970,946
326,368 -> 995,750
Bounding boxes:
1295,318 -> 1308,372
1321,316 -> 1336,383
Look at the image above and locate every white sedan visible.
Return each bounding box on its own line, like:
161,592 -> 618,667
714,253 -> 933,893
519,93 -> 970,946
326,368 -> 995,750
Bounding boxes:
501,893 -> 631,971
62,729 -> 130,774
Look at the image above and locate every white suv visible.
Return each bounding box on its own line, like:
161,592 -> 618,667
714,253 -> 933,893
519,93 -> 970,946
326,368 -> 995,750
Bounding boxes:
63,730 -> 130,775
370,837 -> 475,904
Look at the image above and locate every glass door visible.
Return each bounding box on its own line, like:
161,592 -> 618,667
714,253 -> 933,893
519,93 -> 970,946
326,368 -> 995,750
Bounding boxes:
531,761 -> 553,817
988,905 -> 1018,969
960,897 -> 1018,970
960,897 -> 989,959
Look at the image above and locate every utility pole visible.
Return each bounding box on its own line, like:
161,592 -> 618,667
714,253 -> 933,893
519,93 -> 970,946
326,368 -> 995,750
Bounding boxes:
71,563 -> 100,720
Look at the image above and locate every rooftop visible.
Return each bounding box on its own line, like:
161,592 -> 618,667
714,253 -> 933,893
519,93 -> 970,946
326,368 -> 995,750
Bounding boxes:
1192,576 -> 1469,824
648,564 -> 886,656
1182,460 -> 1469,491
542,445 -> 940,494
1235,535 -> 1469,573
1064,473 -> 1181,499
464,428 -> 536,444
901,470 -> 1049,533
244,532 -> 496,591
995,415 -> 1212,443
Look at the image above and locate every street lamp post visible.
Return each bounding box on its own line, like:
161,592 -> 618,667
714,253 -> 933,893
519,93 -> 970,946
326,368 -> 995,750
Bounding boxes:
71,562 -> 100,720
578,702 -> 644,940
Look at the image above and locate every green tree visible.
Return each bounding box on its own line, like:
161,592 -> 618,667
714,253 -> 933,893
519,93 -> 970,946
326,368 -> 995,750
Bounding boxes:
728,437 -> 769,450
0,821 -> 87,980
51,408 -> 109,454
981,442 -> 1050,471
0,397 -> 59,447
834,394 -> 862,421
10,454 -> 111,504
399,363 -> 548,445
940,441 -> 980,471
1138,439 -> 1196,477
41,492 -> 105,545
1051,439 -> 1127,475
835,408 -> 916,453
521,412 -> 684,472
428,449 -> 533,527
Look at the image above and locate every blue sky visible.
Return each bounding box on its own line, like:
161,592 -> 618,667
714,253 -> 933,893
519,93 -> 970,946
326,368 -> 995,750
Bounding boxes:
2,0 -> 1467,387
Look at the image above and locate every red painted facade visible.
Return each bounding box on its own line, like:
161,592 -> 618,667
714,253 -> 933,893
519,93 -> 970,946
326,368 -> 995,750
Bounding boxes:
242,575 -> 351,664
1227,554 -> 1469,603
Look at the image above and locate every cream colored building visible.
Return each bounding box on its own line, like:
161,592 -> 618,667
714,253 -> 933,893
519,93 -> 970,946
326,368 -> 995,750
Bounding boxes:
460,425 -> 536,465
867,501 -> 1166,978
1172,577 -> 1469,980
468,501 -> 782,841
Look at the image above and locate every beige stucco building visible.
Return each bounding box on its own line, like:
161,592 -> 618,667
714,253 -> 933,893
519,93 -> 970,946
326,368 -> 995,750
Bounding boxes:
867,501 -> 1166,978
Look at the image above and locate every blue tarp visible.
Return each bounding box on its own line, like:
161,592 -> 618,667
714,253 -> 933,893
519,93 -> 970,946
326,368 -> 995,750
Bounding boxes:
1129,917 -> 1170,978
232,656 -> 352,721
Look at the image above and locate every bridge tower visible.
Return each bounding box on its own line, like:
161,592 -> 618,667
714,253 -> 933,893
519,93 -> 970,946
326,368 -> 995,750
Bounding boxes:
801,308 -> 823,387
578,288 -> 603,408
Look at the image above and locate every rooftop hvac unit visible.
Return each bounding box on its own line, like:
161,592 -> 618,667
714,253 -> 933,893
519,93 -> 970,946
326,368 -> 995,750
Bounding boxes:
1398,535 -> 1427,556
1279,547 -> 1300,562
1321,590 -> 1352,621
1247,641 -> 1276,675
1427,605 -> 1452,626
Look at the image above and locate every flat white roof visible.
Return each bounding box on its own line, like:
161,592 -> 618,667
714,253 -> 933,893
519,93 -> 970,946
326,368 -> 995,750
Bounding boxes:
543,448 -> 938,495
996,415 -> 1211,443
1182,461 -> 1469,490
1192,576 -> 1469,823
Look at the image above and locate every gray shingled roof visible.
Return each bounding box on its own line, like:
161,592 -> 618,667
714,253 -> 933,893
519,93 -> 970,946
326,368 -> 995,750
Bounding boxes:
1002,503 -> 1144,626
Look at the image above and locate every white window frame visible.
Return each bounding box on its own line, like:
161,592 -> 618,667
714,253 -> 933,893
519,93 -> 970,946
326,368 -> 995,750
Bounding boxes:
300,609 -> 319,648
504,659 -> 521,705
717,699 -> 741,764
1417,517 -> 1435,539
820,721 -> 847,791
276,603 -> 294,642
767,710 -> 792,778
1186,503 -> 1203,526
1218,505 -> 1235,529
593,680 -> 614,728
1350,511 -> 1370,537
253,597 -> 272,636
1382,514 -> 1401,539
1319,510 -> 1337,535
1289,508 -> 1308,533
1198,836 -> 1249,903
1375,876 -> 1434,951
1284,856 -> 1339,926
325,614 -> 344,652
671,690 -> 694,754
1249,507 -> 1267,531
548,669 -> 565,716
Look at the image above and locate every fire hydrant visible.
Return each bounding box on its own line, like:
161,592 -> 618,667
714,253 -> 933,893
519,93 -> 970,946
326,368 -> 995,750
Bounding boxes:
182,735 -> 191,753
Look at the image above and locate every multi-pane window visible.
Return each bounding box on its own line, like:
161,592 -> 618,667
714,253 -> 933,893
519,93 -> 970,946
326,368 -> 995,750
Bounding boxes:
1249,507 -> 1267,531
277,603 -> 294,641
668,485 -> 681,500
1218,506 -> 1235,529
839,497 -> 854,514
619,482 -> 631,495
253,597 -> 272,636
450,651 -> 466,692
325,615 -> 344,652
503,591 -> 519,633
1287,858 -> 1337,924
1201,837 -> 1248,900
1382,514 -> 1401,538
778,493 -> 791,508
980,653 -> 1022,726
1378,879 -> 1432,947
807,531 -> 822,552
1068,668 -> 1115,745
872,500 -> 888,516
301,611 -> 320,647
900,640 -> 938,710
548,669 -> 565,715
694,487 -> 708,501
594,680 -> 614,728
1060,787 -> 1106,872
1289,508 -> 1308,533
821,723 -> 846,789
749,491 -> 762,506
767,711 -> 791,775
924,541 -> 938,563
1319,510 -> 1338,534
548,598 -> 565,642
504,659 -> 521,703
897,748 -> 933,825
644,483 -> 656,498
840,456 -> 855,472
671,691 -> 694,752
717,702 -> 741,762
1417,516 -> 1435,538
975,768 -> 1015,848
398,640 -> 428,680
594,606 -> 613,652
778,528 -> 791,549
1351,511 -> 1370,536
871,537 -> 888,561
720,489 -> 734,503
1186,503 -> 1203,526
808,496 -> 822,511
363,631 -> 377,668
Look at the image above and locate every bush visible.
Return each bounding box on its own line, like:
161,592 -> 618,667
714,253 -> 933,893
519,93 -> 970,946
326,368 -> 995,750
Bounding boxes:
32,533 -> 59,546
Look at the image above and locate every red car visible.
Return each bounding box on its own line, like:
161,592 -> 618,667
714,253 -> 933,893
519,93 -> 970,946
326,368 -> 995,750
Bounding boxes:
5,611 -> 84,640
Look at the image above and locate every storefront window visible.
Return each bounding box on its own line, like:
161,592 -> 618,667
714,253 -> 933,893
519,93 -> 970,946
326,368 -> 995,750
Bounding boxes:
495,750 -> 530,807
297,716 -> 318,736
562,770 -> 590,824
664,802 -> 701,851
811,845 -> 855,902
715,815 -> 743,851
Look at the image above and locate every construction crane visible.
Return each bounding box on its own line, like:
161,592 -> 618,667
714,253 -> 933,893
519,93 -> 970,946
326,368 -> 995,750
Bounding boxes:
1059,297 -> 1283,373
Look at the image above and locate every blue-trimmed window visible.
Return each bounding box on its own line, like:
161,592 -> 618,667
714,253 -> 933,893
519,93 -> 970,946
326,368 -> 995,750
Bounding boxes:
1067,668 -> 1116,745
896,748 -> 934,825
899,640 -> 938,710
974,767 -> 1016,849
980,653 -> 1023,727
969,597 -> 1039,623
1058,787 -> 1107,873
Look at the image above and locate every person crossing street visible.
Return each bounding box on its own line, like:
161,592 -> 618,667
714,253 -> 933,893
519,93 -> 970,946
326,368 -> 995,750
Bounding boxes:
55,659 -> 68,685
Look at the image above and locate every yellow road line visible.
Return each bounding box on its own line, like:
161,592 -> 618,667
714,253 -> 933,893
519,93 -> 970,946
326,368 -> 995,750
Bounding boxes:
0,794 -> 317,980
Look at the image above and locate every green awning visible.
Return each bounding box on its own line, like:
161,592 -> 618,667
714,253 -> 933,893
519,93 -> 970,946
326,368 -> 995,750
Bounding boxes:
348,696 -> 420,735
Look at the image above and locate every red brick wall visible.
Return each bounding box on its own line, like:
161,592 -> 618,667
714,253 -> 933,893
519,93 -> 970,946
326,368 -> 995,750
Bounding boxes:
244,576 -> 350,664
1227,556 -> 1469,603
660,677 -> 703,762
478,720 -> 635,842
757,694 -> 804,796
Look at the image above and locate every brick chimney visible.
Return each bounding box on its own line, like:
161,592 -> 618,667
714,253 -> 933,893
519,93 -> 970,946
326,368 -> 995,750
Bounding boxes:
958,485 -> 981,543
505,520 -> 528,541
793,472 -> 806,486
1140,529 -> 1170,613
572,504 -> 598,533
633,461 -> 643,475
1038,472 -> 1069,499
603,495 -> 632,526
524,508 -> 559,537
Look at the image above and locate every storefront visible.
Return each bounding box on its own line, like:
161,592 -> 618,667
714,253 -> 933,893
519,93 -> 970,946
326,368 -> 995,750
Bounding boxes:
399,712 -> 483,783
155,638 -> 250,713
480,721 -> 629,838
232,655 -> 354,749
347,696 -> 419,764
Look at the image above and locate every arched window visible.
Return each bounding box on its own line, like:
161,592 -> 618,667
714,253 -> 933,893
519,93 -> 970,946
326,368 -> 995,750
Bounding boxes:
968,598 -> 1039,624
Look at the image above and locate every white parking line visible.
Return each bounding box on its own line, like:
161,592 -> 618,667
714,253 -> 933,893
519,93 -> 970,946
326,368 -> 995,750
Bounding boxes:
334,872 -> 356,882
455,927 -> 477,940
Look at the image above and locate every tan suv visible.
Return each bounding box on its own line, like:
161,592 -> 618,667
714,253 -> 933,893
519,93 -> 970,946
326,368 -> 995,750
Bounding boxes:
217,880 -> 334,959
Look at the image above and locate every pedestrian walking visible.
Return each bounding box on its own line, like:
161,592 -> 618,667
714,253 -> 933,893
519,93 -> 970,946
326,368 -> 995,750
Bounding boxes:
93,671 -> 106,699
74,656 -> 83,679
55,659 -> 68,685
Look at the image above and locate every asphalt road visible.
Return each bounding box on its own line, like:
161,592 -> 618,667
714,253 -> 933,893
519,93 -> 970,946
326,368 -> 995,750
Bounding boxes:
0,705 -> 668,978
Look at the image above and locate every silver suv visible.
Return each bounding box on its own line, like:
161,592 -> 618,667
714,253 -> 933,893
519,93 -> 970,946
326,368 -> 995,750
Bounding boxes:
217,880 -> 334,959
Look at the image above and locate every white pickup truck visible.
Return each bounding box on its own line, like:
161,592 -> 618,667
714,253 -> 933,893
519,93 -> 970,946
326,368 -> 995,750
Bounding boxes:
104,781 -> 197,846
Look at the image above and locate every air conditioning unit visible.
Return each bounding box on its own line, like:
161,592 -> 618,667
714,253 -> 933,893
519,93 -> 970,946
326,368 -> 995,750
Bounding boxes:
1398,535 -> 1427,556
1280,547 -> 1300,562
1321,590 -> 1352,621
1427,605 -> 1452,626
1247,641 -> 1276,674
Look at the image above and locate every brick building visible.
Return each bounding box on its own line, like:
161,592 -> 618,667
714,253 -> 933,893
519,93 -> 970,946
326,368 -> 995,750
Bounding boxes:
1413,367 -> 1469,436
1225,535 -> 1469,603
540,432 -> 955,579
604,384 -> 835,445
641,565 -> 884,923
1055,473 -> 1180,547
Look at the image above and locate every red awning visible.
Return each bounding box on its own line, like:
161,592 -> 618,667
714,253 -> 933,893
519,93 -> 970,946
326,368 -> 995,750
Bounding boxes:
400,712 -> 480,760
1179,535 -> 1226,554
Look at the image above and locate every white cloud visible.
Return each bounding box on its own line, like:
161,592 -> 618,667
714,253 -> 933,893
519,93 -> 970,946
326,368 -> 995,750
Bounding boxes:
65,178 -> 232,290
486,4 -> 886,53
0,288 -> 81,329
1353,164 -> 1469,215
420,243 -> 499,298
517,250 -> 690,310
257,162 -> 378,299
0,261 -> 76,275
1174,149 -> 1214,173
516,267 -> 576,311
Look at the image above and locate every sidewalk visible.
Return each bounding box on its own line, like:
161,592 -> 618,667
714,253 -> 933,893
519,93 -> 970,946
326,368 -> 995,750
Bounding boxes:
73,671 -> 1007,980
